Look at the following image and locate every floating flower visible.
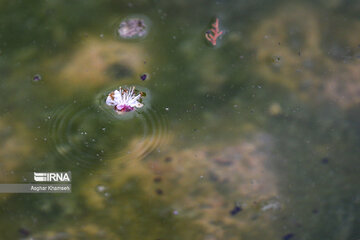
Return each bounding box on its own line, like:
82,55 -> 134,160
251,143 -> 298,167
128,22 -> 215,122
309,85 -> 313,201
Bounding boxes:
106,86 -> 146,114
118,18 -> 148,39
205,18 -> 223,46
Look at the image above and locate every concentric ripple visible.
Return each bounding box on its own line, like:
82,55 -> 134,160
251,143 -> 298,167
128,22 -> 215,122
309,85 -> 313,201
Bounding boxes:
48,89 -> 167,169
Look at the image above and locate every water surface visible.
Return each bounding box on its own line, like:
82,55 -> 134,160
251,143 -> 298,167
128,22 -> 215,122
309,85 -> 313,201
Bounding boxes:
0,0 -> 359,239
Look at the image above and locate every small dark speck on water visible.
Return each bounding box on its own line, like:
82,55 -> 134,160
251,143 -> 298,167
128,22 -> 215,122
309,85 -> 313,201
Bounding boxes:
165,156 -> 172,162
156,189 -> 163,195
33,74 -> 41,82
312,209 -> 318,214
230,205 -> 242,216
283,233 -> 294,240
140,74 -> 147,81
321,157 -> 329,164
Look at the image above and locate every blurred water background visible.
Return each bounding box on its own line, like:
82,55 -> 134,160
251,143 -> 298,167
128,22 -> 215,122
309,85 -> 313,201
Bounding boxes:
0,0 -> 360,239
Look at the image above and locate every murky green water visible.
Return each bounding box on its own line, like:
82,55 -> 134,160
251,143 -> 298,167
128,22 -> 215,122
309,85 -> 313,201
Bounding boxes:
1,0 -> 360,239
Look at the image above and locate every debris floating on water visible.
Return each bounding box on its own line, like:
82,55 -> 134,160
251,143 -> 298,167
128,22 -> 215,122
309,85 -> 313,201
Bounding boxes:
229,205 -> 242,216
33,74 -> 42,82
205,18 -> 223,46
106,86 -> 146,114
118,18 -> 148,39
140,73 -> 148,81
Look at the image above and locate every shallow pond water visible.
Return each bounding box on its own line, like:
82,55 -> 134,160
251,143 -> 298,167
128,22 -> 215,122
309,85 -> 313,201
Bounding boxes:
0,0 -> 360,239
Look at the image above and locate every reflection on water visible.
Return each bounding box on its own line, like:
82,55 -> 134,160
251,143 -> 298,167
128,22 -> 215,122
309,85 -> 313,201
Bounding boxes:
0,0 -> 360,239
49,101 -> 168,169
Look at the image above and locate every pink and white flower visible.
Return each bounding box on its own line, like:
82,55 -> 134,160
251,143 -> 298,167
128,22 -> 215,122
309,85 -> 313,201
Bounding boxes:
106,86 -> 145,114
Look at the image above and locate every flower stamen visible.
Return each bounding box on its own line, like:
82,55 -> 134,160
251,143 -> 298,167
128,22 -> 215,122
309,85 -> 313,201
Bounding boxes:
106,86 -> 145,114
